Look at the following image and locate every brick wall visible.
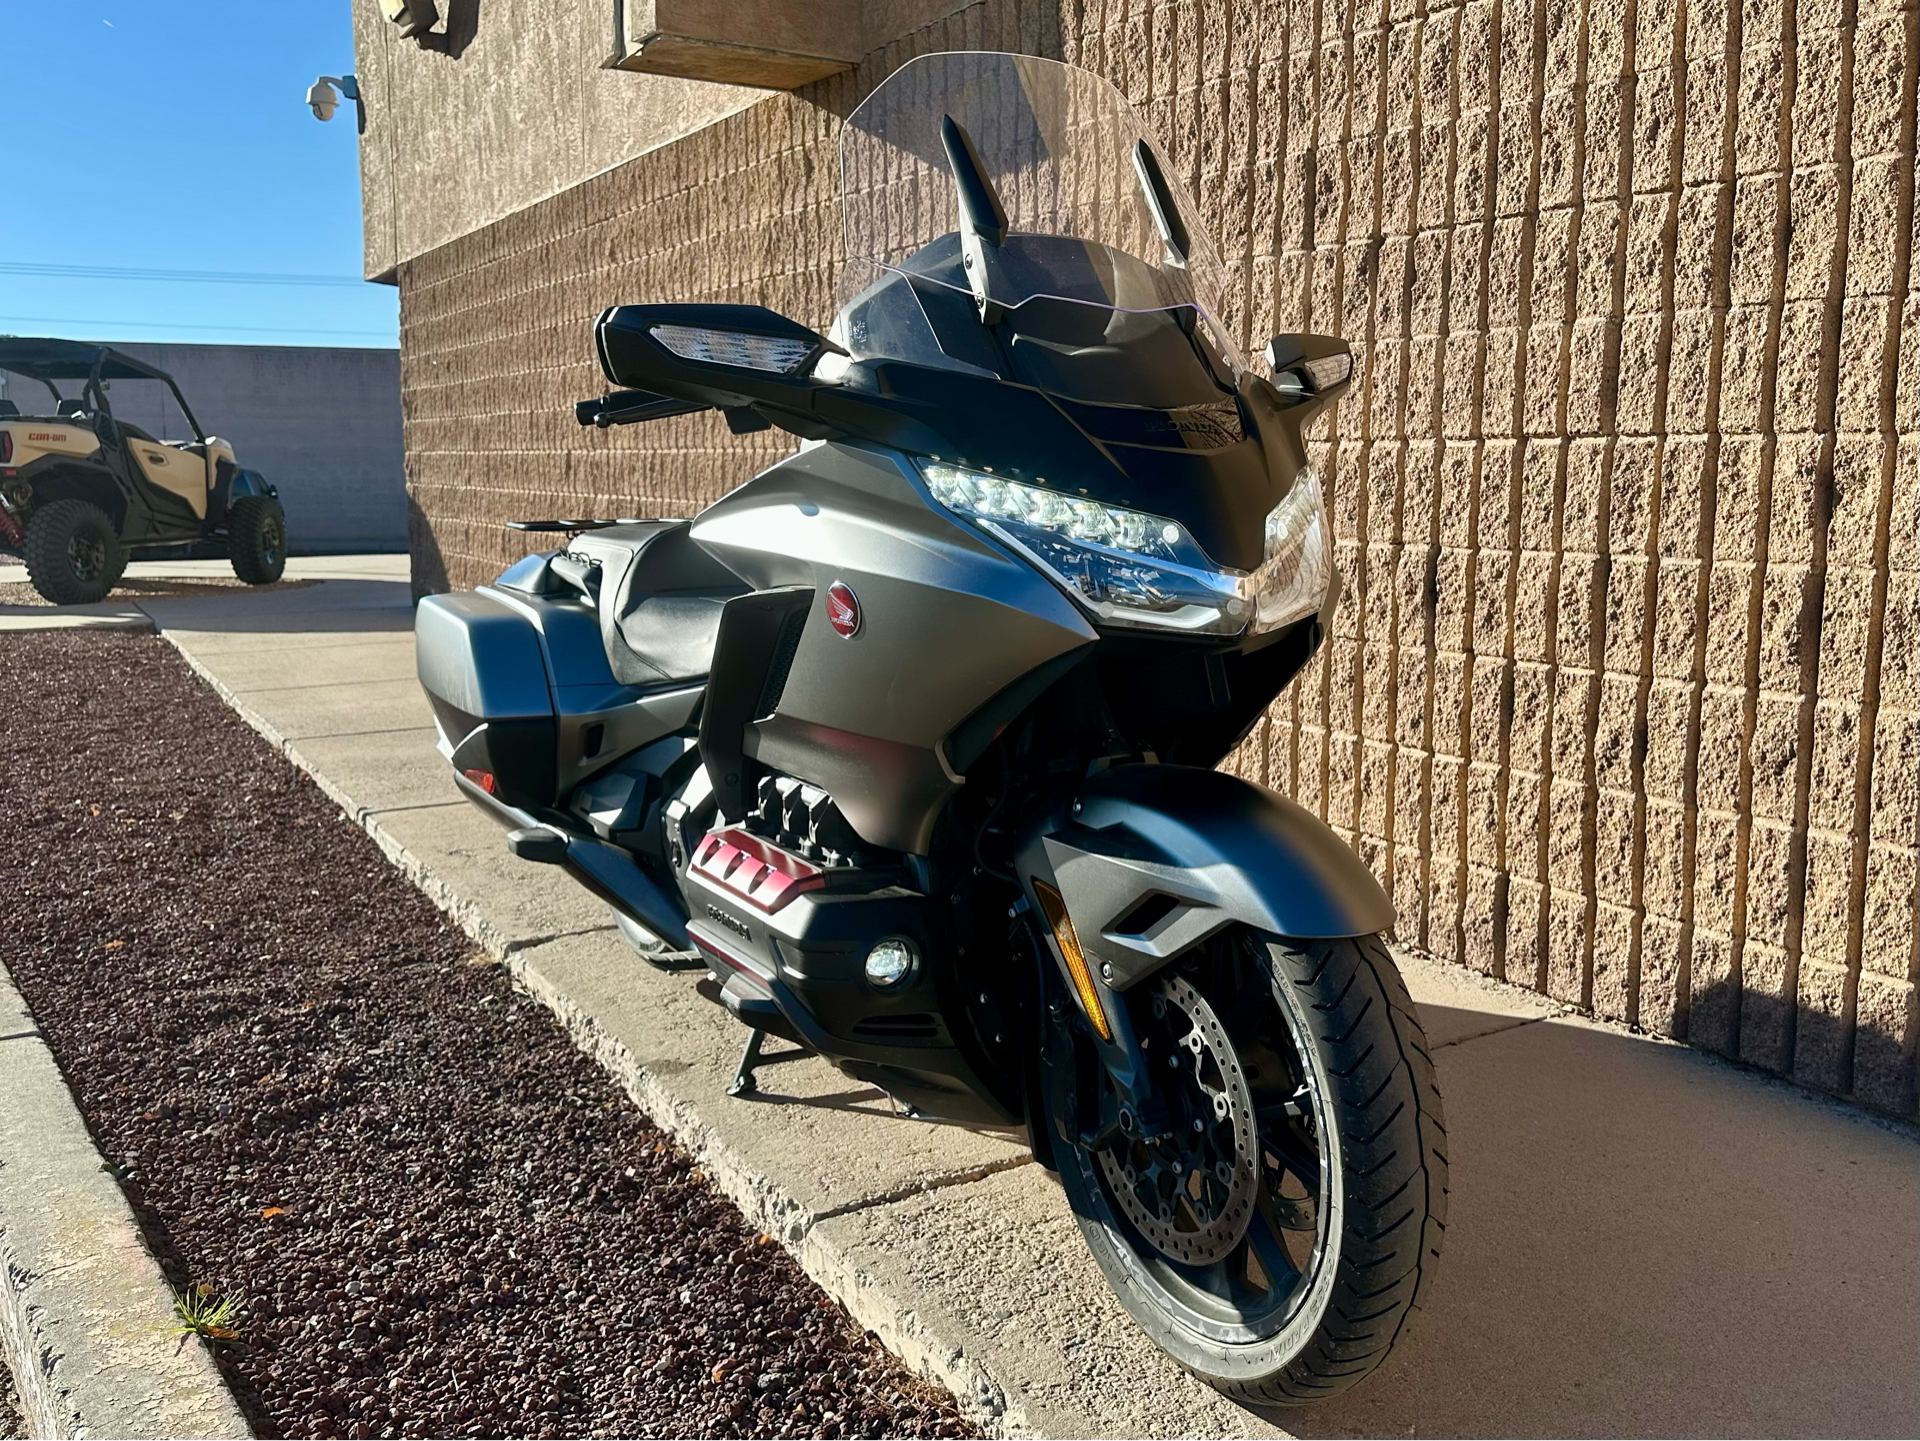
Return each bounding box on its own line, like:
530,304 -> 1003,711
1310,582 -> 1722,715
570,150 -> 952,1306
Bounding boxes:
396,0 -> 1918,1112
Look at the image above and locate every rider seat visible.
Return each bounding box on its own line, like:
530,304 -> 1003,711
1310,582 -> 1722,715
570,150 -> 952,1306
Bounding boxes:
569,522 -> 748,688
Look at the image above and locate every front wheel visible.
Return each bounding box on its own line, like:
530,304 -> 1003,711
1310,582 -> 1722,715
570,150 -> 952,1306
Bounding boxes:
1041,931 -> 1447,1405
227,494 -> 286,584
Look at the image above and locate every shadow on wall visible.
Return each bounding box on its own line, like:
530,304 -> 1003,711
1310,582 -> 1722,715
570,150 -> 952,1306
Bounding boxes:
1284,1002 -> 1919,1440
1685,974 -> 1918,1118
407,0 -> 481,59
408,493 -> 450,601
437,0 -> 480,59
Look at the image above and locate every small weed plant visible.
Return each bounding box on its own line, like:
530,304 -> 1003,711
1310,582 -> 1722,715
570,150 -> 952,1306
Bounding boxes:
172,1283 -> 242,1342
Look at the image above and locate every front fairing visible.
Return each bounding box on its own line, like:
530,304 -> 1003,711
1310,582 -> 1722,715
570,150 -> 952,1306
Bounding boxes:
826,52 -> 1314,576
821,347 -> 1306,576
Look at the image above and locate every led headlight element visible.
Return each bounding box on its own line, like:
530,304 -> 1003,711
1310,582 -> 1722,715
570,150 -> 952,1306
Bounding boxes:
920,461 -> 1331,637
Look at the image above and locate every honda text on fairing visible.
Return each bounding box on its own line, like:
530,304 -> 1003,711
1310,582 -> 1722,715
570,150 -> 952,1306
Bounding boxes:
415,52 -> 1446,1403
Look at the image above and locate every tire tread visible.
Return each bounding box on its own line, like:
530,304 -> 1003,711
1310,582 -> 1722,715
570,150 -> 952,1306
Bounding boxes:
1219,933 -> 1450,1408
228,495 -> 286,585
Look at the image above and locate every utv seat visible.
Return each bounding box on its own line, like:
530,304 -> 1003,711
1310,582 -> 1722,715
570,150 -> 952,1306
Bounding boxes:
569,521 -> 748,688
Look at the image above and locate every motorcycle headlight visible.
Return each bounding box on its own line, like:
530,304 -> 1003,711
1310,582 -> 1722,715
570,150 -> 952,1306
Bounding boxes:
920,461 -> 1330,637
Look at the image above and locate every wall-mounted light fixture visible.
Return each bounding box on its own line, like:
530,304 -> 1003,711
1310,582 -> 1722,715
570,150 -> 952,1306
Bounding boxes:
380,0 -> 440,40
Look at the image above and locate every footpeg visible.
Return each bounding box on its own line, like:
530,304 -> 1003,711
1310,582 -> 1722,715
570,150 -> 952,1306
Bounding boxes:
505,826 -> 568,864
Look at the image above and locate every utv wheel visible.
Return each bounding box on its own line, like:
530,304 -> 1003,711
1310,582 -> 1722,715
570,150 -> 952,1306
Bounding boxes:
24,498 -> 123,605
228,495 -> 286,584
1042,930 -> 1447,1405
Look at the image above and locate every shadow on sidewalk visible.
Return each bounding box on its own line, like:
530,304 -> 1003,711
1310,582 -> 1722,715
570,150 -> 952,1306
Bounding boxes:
135,577 -> 417,639
1287,1002 -> 1919,1439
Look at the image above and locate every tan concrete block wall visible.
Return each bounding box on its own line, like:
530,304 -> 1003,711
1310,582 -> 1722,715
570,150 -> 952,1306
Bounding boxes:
396,0 -> 1919,1113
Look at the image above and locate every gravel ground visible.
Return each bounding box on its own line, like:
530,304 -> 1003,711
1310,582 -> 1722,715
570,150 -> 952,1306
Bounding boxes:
0,1362 -> 23,1439
0,631 -> 973,1440
0,575 -> 315,606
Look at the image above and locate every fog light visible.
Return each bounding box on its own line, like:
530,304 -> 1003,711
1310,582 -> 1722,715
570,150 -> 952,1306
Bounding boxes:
864,937 -> 917,989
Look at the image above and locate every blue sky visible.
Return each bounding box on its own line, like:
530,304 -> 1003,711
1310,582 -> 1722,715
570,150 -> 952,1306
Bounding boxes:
0,1 -> 397,349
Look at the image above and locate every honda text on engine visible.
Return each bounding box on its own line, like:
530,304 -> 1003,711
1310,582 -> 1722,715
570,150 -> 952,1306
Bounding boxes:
416,52 -> 1446,1404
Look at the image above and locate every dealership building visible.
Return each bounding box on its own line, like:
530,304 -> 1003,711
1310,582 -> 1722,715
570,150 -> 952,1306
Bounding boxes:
350,0 -> 1917,1112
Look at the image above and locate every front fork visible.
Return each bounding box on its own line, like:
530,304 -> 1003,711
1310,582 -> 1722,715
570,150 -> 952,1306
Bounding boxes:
1020,900 -> 1176,1154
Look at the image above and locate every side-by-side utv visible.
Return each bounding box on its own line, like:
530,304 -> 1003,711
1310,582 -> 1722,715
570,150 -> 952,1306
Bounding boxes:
0,337 -> 288,604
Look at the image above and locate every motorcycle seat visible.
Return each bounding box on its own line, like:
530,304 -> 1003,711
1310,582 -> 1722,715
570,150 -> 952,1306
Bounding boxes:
570,521 -> 748,688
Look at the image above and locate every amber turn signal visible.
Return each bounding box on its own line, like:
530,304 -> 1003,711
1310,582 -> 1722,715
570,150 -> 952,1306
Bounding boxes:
1033,881 -> 1110,1041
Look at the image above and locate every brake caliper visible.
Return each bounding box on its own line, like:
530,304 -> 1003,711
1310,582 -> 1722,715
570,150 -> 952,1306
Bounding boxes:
1096,974 -> 1260,1266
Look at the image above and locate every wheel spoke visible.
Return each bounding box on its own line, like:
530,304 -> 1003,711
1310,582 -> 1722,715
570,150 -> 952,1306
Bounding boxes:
1245,1197 -> 1306,1294
1253,1081 -> 1311,1127
1261,1118 -> 1321,1196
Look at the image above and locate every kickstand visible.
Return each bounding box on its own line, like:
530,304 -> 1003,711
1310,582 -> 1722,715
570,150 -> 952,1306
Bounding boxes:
727,1027 -> 809,1098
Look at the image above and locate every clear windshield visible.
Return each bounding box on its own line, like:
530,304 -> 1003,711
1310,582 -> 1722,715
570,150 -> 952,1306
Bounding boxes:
835,52 -> 1242,377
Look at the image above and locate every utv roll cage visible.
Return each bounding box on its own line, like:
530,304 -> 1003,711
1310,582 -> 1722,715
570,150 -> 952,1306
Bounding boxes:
0,337 -> 207,442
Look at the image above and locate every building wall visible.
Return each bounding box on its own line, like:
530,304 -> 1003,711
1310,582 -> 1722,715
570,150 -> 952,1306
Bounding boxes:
3,343 -> 408,554
391,0 -> 1919,1112
349,0 -> 764,279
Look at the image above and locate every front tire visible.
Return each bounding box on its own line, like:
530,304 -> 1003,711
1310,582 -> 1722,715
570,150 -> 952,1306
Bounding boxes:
1042,931 -> 1447,1405
228,494 -> 286,584
24,498 -> 123,605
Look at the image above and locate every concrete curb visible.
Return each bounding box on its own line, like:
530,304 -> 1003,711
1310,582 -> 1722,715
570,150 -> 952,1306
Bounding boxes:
157,631 -> 1048,1436
0,606 -> 155,634
0,963 -> 253,1440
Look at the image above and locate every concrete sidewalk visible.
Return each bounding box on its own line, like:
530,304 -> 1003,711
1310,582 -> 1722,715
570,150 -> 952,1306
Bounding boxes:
0,555 -> 409,633
75,562 -> 1920,1436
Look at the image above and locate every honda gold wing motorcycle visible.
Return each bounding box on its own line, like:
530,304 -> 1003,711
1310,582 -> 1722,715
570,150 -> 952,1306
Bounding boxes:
416,52 -> 1445,1405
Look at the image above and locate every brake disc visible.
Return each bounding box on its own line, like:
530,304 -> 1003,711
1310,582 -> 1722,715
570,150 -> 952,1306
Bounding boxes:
1097,973 -> 1259,1266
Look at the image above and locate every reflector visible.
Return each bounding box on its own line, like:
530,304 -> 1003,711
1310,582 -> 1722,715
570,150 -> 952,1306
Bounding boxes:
1034,881 -> 1111,1041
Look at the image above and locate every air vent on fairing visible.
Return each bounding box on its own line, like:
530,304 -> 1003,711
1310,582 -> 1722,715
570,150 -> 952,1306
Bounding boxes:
851,1014 -> 940,1042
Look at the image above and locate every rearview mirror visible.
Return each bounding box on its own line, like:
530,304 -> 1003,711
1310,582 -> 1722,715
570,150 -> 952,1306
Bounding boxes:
594,304 -> 848,439
1264,333 -> 1353,401
599,304 -> 837,386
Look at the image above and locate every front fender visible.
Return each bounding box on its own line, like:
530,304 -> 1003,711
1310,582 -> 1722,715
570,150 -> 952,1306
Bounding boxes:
1016,763 -> 1394,991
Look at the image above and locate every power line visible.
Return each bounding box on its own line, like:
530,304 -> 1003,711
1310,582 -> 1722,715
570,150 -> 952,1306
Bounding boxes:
0,261 -> 367,288
0,315 -> 395,340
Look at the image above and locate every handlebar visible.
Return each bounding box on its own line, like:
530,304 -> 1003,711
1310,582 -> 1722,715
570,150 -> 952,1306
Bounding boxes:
574,389 -> 708,428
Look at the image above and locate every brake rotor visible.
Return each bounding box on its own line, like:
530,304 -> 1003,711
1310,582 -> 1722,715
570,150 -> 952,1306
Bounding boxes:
1096,973 -> 1259,1266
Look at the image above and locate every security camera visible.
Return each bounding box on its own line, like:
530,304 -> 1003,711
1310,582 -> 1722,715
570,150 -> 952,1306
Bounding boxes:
307,74 -> 359,124
306,78 -> 339,122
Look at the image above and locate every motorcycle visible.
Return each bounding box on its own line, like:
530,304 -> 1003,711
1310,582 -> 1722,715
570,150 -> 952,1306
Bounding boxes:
416,51 -> 1445,1404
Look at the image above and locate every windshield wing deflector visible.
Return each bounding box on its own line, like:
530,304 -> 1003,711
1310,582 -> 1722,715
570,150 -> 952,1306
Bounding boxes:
1131,140 -> 1189,266
940,115 -> 1009,322
836,53 -> 1247,380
